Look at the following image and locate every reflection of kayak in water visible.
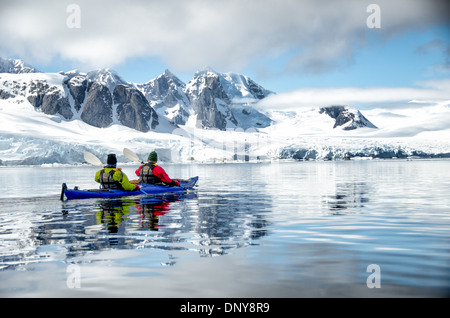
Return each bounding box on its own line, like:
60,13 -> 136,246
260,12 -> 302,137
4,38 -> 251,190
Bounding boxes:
61,176 -> 198,200
90,192 -> 197,234
136,194 -> 182,230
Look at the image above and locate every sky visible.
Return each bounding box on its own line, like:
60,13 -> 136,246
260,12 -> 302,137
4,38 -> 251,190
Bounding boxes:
0,0 -> 449,109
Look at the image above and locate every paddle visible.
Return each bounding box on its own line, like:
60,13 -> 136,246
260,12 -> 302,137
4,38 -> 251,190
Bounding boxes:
83,151 -> 103,166
123,147 -> 143,163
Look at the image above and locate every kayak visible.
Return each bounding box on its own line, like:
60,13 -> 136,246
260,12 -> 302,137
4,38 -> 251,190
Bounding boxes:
61,176 -> 198,200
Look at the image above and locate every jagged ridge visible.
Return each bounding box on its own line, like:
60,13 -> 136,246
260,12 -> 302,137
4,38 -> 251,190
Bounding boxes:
0,58 -> 377,133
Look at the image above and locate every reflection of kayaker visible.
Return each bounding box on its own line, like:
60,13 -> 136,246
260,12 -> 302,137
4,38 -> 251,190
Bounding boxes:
96,199 -> 135,235
135,151 -> 180,187
136,199 -> 171,230
95,154 -> 140,191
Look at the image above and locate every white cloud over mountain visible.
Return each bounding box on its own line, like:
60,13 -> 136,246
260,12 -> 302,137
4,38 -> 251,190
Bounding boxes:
256,78 -> 450,110
1,0 -> 448,74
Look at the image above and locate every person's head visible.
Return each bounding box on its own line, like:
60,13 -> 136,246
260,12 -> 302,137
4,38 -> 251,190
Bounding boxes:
107,154 -> 117,167
148,151 -> 158,163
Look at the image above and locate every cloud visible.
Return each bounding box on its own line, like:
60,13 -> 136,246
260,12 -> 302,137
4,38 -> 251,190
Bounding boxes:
415,39 -> 450,74
256,78 -> 450,110
0,0 -> 448,73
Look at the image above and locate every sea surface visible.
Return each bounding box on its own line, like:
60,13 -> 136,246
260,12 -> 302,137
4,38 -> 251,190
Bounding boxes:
0,160 -> 449,298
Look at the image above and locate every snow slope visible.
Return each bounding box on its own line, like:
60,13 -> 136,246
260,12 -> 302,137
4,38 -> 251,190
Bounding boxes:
1,62 -> 449,165
2,89 -> 450,165
262,101 -> 450,160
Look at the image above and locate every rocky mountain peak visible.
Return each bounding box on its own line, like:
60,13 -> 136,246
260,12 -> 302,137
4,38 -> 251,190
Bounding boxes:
1,57 -> 377,134
162,69 -> 181,81
194,66 -> 218,76
319,106 -> 377,130
86,68 -> 128,93
0,57 -> 38,74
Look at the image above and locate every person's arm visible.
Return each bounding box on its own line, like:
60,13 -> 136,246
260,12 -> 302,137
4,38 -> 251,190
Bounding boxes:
95,170 -> 101,183
153,166 -> 179,186
135,165 -> 143,177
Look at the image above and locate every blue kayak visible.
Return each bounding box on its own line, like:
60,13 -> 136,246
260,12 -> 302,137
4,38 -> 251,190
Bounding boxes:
61,176 -> 198,200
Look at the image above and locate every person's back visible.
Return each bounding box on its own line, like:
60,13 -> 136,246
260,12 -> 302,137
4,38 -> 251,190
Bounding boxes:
138,162 -> 161,184
95,154 -> 140,191
97,167 -> 124,189
135,151 -> 180,186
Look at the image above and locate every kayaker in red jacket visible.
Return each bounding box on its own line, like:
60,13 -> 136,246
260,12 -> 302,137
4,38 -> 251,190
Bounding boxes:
135,151 -> 180,187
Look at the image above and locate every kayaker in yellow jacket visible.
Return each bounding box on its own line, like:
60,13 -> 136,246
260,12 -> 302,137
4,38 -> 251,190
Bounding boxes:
95,154 -> 140,191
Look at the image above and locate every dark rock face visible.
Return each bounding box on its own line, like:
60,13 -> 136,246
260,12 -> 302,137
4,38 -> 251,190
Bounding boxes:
319,106 -> 377,130
144,70 -> 185,107
246,79 -> 268,100
27,80 -> 73,119
193,90 -> 229,129
113,84 -> 159,132
137,70 -> 190,126
137,68 -> 273,130
81,82 -> 113,128
27,80 -> 50,108
6,69 -> 162,132
41,93 -> 73,120
1,59 -> 277,132
186,71 -> 237,130
66,75 -> 88,112
0,88 -> 10,99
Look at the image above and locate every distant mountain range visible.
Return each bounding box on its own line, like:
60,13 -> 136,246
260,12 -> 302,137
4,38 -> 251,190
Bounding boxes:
2,57 -> 450,165
0,57 -> 37,74
0,57 -> 377,133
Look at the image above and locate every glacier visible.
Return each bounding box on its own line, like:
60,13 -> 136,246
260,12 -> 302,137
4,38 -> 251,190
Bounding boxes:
1,95 -> 450,166
1,58 -> 450,166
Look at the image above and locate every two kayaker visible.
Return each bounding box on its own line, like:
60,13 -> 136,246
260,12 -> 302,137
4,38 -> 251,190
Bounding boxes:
95,154 -> 140,191
94,151 -> 179,190
135,151 -> 180,187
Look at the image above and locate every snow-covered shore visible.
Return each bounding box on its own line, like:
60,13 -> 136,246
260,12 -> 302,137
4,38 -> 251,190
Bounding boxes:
1,93 -> 450,166
1,60 -> 449,166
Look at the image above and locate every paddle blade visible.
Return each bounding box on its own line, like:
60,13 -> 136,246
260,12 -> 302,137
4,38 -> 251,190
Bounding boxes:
84,152 -> 103,166
123,148 -> 141,162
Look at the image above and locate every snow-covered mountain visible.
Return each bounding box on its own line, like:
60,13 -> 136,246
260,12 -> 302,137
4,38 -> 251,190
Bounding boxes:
135,67 -> 273,130
0,57 -> 37,74
1,57 -> 449,165
184,68 -> 273,130
319,106 -> 377,130
0,68 -> 166,133
0,58 -> 375,134
136,69 -> 191,126
0,59 -> 274,132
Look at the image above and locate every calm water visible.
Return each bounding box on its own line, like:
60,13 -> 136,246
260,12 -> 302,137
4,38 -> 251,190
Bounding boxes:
0,160 -> 449,297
